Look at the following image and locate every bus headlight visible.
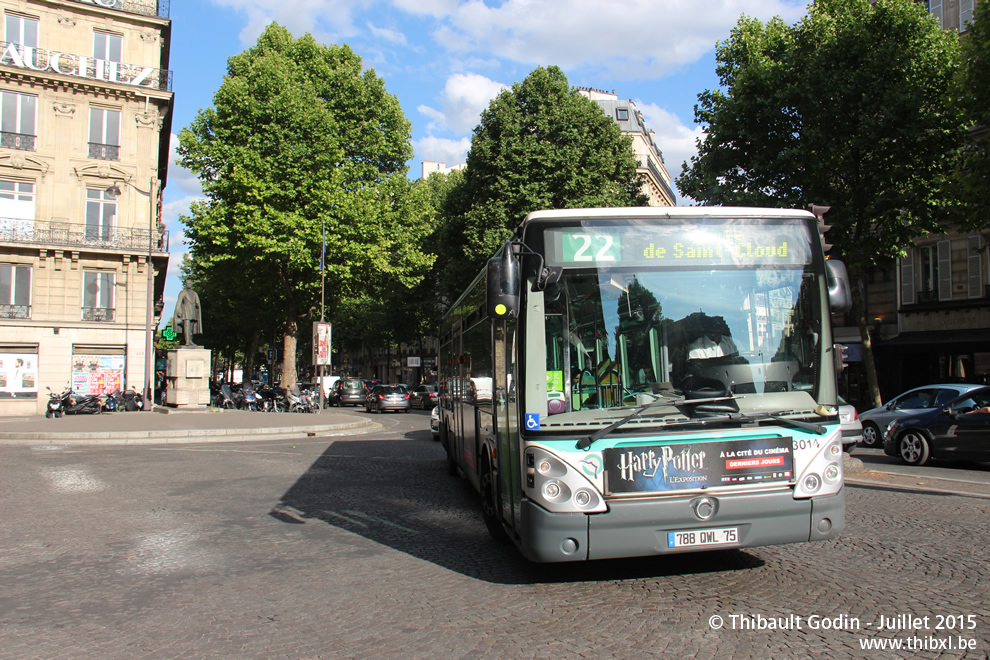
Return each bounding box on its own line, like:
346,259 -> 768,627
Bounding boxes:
803,473 -> 822,493
526,447 -> 607,513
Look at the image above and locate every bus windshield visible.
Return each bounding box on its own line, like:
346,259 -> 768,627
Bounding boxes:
532,220 -> 828,424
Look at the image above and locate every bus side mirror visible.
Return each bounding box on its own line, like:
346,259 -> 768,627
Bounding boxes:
826,260 -> 852,313
487,242 -> 520,319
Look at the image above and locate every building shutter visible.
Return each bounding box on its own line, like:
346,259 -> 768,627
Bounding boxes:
929,0 -> 944,28
900,250 -> 914,306
937,240 -> 952,301
961,0 -> 975,30
968,235 -> 983,299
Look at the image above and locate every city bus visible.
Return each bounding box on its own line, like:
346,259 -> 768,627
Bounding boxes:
437,207 -> 852,562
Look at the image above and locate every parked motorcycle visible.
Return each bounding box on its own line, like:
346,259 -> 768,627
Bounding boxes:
122,387 -> 144,412
257,384 -> 285,413
237,383 -> 261,411
215,383 -> 238,409
45,387 -> 63,418
60,388 -> 103,415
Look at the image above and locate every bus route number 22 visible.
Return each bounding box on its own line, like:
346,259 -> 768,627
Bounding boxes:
567,232 -> 619,262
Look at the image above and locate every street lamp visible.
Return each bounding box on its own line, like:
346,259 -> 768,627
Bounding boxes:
106,177 -> 158,411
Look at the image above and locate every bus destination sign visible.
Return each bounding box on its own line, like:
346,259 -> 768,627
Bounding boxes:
546,223 -> 813,268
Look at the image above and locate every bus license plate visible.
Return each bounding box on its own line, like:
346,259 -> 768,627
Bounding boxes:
668,527 -> 738,548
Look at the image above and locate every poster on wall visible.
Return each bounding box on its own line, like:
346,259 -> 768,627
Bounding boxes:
71,354 -> 125,396
0,351 -> 38,398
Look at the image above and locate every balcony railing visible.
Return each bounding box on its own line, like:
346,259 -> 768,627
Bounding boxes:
82,306 -> 115,322
0,41 -> 173,92
0,303 -> 30,319
0,217 -> 169,253
0,131 -> 36,151
64,0 -> 169,19
88,142 -> 120,161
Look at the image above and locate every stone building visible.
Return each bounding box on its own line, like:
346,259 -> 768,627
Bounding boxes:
0,0 -> 173,414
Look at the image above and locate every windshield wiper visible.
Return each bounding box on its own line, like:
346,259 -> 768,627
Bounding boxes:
576,401 -> 828,450
576,395 -> 738,450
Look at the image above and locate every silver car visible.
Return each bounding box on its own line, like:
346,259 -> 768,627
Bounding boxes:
365,384 -> 410,413
838,396 -> 862,453
431,406 -> 440,440
859,383 -> 983,448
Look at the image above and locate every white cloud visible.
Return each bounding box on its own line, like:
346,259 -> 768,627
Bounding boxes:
418,72 -> 507,134
432,0 -> 807,79
635,101 -> 706,191
367,22 -> 407,45
167,134 -> 203,198
210,0 -> 363,45
413,135 -> 472,174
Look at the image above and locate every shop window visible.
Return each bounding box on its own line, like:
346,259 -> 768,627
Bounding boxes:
0,344 -> 37,398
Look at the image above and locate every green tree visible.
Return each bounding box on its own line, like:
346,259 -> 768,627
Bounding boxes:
441,66 -> 647,301
955,0 -> 990,221
177,24 -> 432,388
676,0 -> 962,407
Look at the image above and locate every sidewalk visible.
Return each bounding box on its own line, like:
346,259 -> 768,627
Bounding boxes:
0,407 -> 377,445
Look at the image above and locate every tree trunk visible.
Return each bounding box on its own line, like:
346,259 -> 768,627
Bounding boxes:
282,296 -> 298,389
851,276 -> 883,408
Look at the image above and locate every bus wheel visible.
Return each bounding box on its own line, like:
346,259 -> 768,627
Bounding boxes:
480,457 -> 510,544
441,426 -> 458,476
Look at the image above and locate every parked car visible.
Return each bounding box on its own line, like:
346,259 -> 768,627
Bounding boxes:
330,378 -> 368,407
838,395 -> 862,453
431,406 -> 440,440
883,386 -> 990,466
365,384 -> 410,413
858,383 -> 984,447
409,384 -> 438,410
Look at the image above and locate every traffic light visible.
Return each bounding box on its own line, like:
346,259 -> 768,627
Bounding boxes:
809,204 -> 832,253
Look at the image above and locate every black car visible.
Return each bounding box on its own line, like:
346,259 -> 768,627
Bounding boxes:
409,384 -> 438,410
884,386 -> 990,466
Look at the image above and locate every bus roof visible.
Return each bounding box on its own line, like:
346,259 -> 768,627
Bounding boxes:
521,206 -> 816,225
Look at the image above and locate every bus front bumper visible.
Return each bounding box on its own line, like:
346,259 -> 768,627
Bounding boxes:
517,488 -> 845,562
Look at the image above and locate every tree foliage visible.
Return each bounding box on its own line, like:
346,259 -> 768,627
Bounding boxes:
676,0 -> 963,406
955,0 -> 990,220
177,24 -> 433,386
439,66 -> 647,300
678,0 -> 962,271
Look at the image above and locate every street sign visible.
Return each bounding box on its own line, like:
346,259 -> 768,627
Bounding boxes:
266,348 -> 277,362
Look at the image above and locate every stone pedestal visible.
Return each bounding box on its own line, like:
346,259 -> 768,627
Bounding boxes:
166,348 -> 211,408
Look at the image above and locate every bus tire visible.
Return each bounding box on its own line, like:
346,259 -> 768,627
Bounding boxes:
441,425 -> 458,476
480,455 -> 510,544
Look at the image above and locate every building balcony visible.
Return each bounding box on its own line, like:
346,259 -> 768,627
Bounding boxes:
64,0 -> 170,19
88,142 -> 120,161
82,306 -> 114,322
0,132 -> 36,151
0,217 -> 169,253
0,41 -> 173,92
0,303 -> 30,319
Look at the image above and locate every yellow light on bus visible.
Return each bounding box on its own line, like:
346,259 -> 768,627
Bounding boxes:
495,303 -> 507,316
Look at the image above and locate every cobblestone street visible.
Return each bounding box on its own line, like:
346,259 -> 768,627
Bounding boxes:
1,424 -> 988,659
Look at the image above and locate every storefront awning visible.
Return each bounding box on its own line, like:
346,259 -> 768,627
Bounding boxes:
877,329 -> 990,353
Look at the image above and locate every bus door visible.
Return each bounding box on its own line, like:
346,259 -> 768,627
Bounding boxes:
495,319 -> 520,531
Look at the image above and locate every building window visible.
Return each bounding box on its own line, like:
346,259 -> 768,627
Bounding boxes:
88,107 -> 120,161
93,31 -> 122,63
0,178 -> 35,217
82,271 -> 114,322
919,246 -> 936,302
616,108 -> 629,121
0,264 -> 31,319
4,14 -> 38,47
85,188 -> 117,244
0,91 -> 37,151
0,345 -> 38,398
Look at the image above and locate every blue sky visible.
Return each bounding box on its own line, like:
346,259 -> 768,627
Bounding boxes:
159,0 -> 809,324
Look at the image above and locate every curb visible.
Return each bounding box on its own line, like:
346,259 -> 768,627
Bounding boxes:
0,418 -> 380,445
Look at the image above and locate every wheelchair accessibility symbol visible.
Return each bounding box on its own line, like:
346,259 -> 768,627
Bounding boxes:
525,413 -> 541,430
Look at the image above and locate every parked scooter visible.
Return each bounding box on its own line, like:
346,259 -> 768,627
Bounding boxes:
60,387 -> 103,415
237,383 -> 261,411
215,383 -> 238,409
45,386 -> 63,418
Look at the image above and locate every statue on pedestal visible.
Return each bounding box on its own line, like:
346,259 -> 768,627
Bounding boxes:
172,279 -> 203,347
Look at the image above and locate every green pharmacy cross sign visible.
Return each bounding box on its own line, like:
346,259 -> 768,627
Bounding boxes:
162,327 -> 177,341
